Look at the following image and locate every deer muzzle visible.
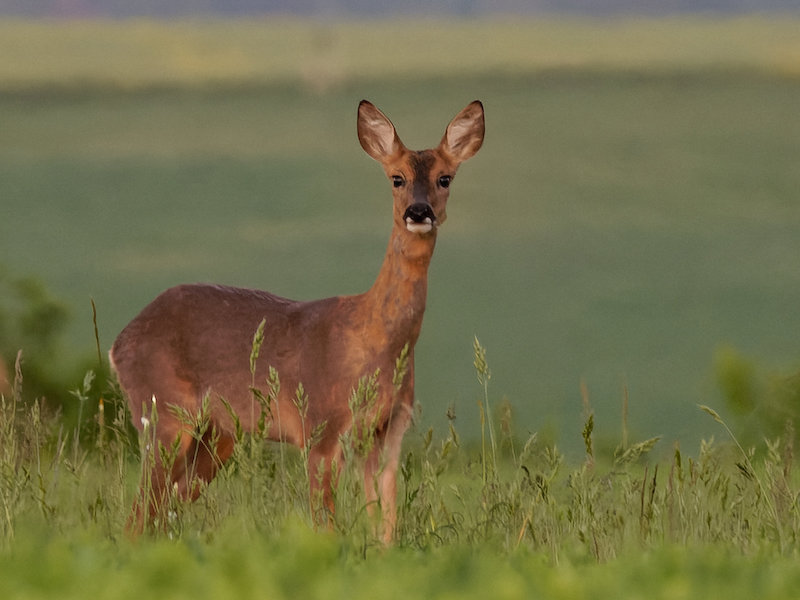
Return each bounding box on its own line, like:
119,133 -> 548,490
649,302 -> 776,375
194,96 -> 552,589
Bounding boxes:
403,203 -> 436,234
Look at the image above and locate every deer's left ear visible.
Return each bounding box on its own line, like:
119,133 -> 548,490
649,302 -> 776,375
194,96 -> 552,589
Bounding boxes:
440,100 -> 484,163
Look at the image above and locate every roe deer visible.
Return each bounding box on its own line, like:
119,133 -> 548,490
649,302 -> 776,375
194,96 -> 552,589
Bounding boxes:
110,99 -> 484,542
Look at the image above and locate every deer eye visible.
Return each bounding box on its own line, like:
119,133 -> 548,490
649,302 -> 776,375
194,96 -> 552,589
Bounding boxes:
438,175 -> 452,189
392,175 -> 405,188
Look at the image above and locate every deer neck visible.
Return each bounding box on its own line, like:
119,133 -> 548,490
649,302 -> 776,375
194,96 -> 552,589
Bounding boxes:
360,226 -> 437,349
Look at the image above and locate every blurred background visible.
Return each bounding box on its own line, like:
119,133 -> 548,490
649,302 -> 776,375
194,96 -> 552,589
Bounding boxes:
1,2 -> 799,457
1,1 -> 799,17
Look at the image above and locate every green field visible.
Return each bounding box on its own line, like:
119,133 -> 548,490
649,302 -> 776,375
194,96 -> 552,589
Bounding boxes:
2,17 -> 800,596
3,17 -> 800,450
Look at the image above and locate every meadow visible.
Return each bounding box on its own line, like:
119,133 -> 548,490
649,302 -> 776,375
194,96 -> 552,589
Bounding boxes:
2,16 -> 800,597
3,342 -> 800,598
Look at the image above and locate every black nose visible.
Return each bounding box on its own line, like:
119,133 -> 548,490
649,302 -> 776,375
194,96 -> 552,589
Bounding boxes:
403,203 -> 436,224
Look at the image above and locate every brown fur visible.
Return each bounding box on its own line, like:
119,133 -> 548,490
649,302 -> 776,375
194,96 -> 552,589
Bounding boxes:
111,100 -> 484,542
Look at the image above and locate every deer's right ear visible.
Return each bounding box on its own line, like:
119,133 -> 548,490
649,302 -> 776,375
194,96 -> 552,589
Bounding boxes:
357,100 -> 403,162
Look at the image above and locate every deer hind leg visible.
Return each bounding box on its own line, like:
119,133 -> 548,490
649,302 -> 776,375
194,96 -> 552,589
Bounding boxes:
170,420 -> 235,501
126,392 -> 235,536
125,416 -> 183,536
127,422 -> 235,536
307,437 -> 343,530
364,402 -> 413,544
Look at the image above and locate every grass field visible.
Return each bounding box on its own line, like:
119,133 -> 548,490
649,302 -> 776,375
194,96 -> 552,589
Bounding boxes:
3,21 -> 800,449
3,347 -> 800,598
2,17 -> 800,596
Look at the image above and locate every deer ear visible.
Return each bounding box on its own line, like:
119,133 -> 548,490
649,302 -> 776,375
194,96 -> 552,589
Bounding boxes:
441,100 -> 484,163
357,100 -> 403,162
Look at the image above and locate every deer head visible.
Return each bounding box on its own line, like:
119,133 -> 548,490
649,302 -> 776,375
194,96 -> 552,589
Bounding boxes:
357,100 -> 485,239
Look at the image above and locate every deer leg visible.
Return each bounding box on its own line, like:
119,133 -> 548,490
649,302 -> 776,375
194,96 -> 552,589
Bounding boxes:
307,439 -> 343,529
125,423 -> 185,536
127,426 -> 235,536
126,403 -> 236,536
364,403 -> 413,544
126,457 -> 169,536
171,423 -> 235,501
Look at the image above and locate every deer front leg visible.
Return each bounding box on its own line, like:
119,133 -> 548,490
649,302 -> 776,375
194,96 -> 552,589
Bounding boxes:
364,402 -> 413,544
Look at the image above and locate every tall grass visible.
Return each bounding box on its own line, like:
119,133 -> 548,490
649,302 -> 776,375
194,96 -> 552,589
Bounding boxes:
2,339 -> 800,597
2,340 -> 798,560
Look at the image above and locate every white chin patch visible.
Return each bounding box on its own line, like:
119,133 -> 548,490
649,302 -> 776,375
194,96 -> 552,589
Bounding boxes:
406,218 -> 433,234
